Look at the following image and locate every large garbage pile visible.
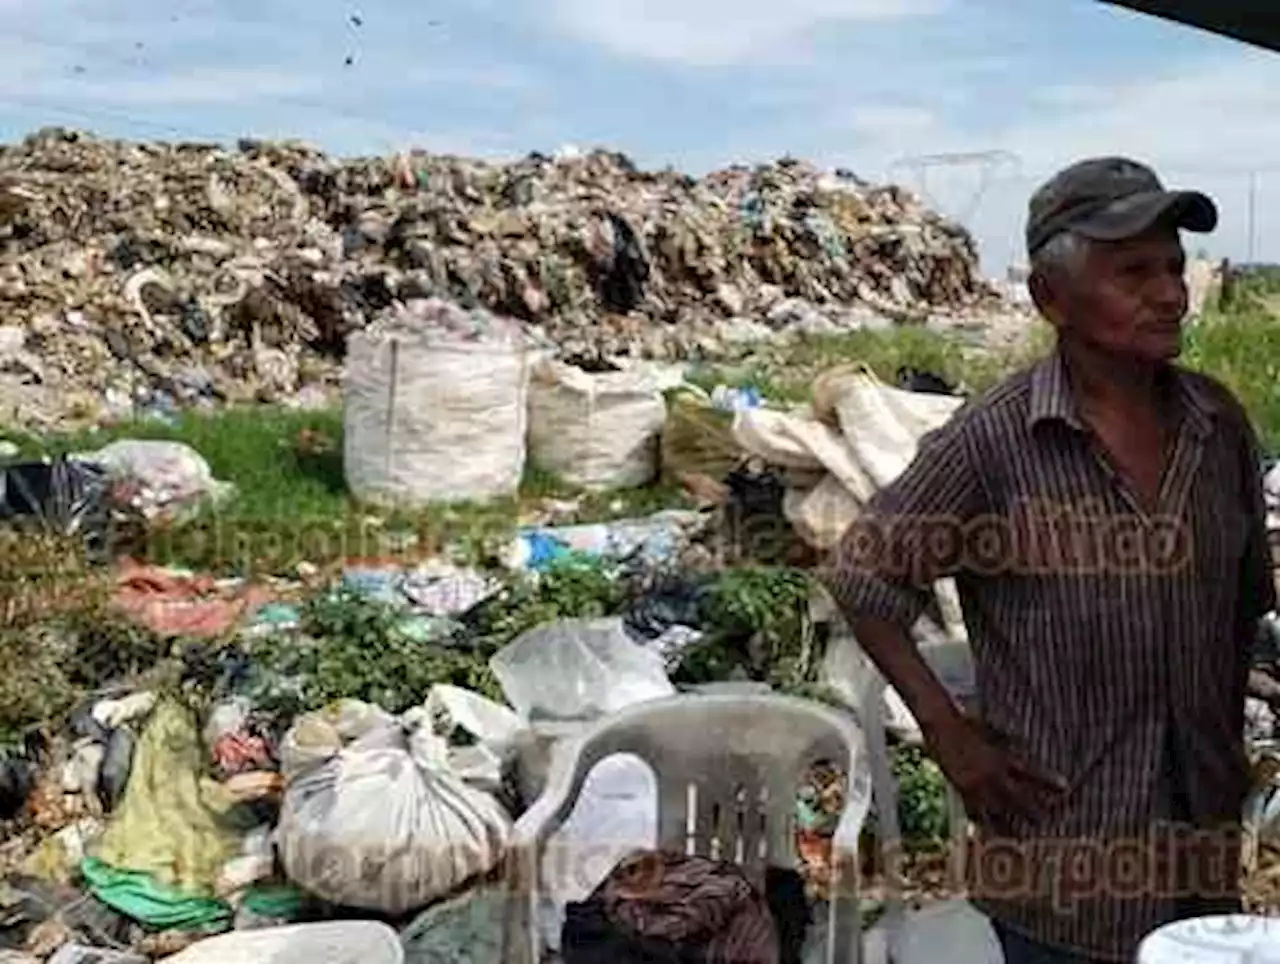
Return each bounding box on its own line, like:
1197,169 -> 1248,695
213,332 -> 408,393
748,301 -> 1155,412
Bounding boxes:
0,128 -> 997,427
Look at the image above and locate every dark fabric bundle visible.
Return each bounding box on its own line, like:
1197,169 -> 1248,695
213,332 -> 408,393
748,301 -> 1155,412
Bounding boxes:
562,850 -> 808,964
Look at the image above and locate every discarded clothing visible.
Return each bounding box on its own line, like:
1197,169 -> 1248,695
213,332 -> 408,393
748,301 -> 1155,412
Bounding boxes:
561,851 -> 781,964
112,562 -> 275,637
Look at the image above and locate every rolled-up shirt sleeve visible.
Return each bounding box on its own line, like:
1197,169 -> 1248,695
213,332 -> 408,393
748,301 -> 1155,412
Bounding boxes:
821,416 -> 984,630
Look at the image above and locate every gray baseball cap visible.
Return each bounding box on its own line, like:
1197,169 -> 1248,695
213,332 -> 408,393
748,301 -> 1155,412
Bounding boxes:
1026,157 -> 1217,257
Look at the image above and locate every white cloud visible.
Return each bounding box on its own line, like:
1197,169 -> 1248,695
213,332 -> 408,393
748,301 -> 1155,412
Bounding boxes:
848,105 -> 938,138
999,56 -> 1280,174
920,54 -> 1280,271
549,0 -> 947,66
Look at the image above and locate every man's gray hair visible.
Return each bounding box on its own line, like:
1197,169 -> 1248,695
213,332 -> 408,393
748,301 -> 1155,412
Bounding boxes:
1030,230 -> 1090,279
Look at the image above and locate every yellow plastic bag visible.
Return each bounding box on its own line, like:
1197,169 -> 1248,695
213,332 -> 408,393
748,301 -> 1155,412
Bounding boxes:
92,700 -> 239,897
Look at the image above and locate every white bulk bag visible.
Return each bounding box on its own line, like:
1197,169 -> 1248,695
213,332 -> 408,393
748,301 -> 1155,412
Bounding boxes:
344,329 -> 531,506
276,702 -> 511,916
527,360 -> 667,490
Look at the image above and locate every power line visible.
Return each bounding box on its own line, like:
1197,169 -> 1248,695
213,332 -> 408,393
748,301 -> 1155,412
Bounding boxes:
887,150 -> 1022,224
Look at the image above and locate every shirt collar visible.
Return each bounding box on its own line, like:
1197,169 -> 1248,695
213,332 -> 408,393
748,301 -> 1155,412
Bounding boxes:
1027,348 -> 1220,438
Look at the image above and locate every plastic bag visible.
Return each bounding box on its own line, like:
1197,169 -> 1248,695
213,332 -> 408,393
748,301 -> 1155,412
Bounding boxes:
0,458 -> 111,559
821,616 -> 976,743
660,387 -> 744,484
276,700 -> 512,915
159,921 -> 403,964
73,439 -> 234,523
415,684 -> 526,792
490,617 -> 676,722
277,699 -> 397,779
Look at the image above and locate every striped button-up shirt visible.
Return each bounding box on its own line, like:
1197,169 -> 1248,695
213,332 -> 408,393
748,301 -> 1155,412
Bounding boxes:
824,350 -> 1276,961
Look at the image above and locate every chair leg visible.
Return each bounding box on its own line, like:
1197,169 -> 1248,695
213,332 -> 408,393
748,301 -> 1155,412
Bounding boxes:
501,846 -> 542,964
946,783 -> 968,892
827,852 -> 862,964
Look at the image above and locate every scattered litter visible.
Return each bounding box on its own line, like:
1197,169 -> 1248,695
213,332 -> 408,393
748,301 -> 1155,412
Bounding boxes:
400,562 -> 501,617
112,561 -> 275,637
711,384 -> 765,412
0,130 -> 1000,430
401,881 -> 506,964
45,945 -> 145,964
73,440 -> 234,523
490,617 -> 676,722
509,510 -> 706,572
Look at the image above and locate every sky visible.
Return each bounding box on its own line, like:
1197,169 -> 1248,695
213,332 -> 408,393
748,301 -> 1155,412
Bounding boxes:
2,0 -> 1280,276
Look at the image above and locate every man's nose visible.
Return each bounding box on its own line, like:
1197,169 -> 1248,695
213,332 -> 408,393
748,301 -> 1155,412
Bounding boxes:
1152,271 -> 1188,312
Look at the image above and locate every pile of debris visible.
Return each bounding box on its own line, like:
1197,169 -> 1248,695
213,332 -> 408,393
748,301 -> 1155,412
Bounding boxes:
0,128 -> 999,427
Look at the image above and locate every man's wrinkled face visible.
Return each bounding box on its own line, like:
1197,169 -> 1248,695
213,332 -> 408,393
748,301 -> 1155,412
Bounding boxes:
1038,227 -> 1189,363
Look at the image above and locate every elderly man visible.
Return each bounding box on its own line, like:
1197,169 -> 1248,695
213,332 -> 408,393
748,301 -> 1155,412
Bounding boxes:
824,157 -> 1275,963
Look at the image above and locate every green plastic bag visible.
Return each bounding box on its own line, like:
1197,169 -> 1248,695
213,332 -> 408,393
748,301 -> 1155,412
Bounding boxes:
81,858 -> 231,932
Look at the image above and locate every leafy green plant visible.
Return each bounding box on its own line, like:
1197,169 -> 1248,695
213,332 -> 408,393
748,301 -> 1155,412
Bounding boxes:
680,566 -> 818,689
466,558 -> 628,651
246,587 -> 502,719
890,744 -> 950,846
0,625 -> 77,747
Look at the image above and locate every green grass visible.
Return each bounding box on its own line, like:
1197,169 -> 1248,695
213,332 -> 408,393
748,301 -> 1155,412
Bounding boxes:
1183,305 -> 1280,453
686,325 -> 1051,404
12,407 -> 689,574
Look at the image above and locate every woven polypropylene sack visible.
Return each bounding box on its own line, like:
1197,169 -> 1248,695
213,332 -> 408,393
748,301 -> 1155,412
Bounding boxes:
528,361 -> 666,490
344,331 -> 531,506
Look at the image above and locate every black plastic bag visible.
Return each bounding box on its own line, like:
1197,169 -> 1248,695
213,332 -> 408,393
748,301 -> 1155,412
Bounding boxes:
724,466 -> 794,564
0,756 -> 35,821
896,366 -> 959,396
0,457 -> 112,561
593,213 -> 650,313
98,727 -> 136,813
623,575 -> 711,643
1254,613 -> 1280,669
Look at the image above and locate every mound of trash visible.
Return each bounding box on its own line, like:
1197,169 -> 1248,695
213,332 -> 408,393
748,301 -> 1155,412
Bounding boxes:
0,128 -> 998,427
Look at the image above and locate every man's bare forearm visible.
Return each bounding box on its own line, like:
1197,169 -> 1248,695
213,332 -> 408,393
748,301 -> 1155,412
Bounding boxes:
851,614 -> 966,741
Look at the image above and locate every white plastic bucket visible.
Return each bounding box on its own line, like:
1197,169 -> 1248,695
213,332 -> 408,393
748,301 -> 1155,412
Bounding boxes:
1137,916 -> 1280,964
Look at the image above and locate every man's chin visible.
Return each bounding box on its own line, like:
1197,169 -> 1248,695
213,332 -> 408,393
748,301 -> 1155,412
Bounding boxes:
1145,328 -> 1183,360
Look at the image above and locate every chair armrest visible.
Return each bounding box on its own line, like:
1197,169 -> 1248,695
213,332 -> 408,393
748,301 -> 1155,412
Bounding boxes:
830,782 -> 871,964
510,731 -> 606,850
503,729 -> 617,964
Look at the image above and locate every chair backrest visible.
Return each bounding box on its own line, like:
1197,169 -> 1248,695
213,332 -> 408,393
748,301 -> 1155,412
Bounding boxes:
568,693 -> 869,875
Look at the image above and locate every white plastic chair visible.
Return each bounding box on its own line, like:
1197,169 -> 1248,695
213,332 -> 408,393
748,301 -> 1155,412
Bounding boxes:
500,691 -> 875,964
856,674 -> 1003,964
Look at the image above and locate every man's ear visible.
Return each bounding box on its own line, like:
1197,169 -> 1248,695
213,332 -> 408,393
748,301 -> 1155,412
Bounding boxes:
1029,269 -> 1065,330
